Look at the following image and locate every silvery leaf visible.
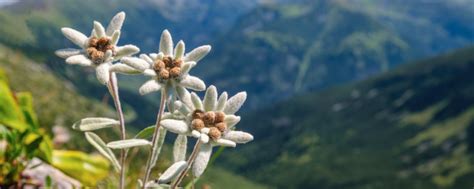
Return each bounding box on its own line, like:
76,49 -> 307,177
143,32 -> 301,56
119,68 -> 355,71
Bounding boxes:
84,132 -> 121,172
134,125 -> 155,139
150,127 -> 167,168
158,161 -> 187,184
192,143 -> 212,177
106,11 -> 125,36
203,85 -> 217,111
173,135 -> 187,162
72,117 -> 119,131
184,45 -> 211,62
159,30 -> 173,56
107,139 -> 152,149
61,28 -> 88,48
223,92 -> 247,114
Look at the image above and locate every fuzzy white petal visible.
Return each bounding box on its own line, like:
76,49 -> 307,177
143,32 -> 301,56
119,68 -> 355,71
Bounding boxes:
224,131 -> 254,144
95,63 -> 110,85
203,85 -> 217,112
65,54 -> 92,66
180,76 -> 205,91
139,80 -> 162,95
115,45 -> 140,59
143,69 -> 157,77
191,92 -> 203,110
93,21 -> 106,38
109,63 -> 141,75
184,45 -> 211,62
200,134 -> 209,143
106,11 -> 125,36
191,130 -> 201,138
225,115 -> 241,129
55,48 -> 81,58
161,119 -> 189,134
224,92 -> 247,114
181,61 -> 196,75
159,30 -> 173,56
61,28 -> 88,48
174,40 -> 185,60
121,57 -> 149,71
192,143 -> 212,177
216,92 -> 228,112
214,138 -> 237,147
201,128 -> 210,134
175,86 -> 193,109
104,50 -> 113,62
176,101 -> 190,115
140,54 -> 153,64
110,30 -> 121,46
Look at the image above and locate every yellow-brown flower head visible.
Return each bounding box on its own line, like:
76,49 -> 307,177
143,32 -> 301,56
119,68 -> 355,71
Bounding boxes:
153,56 -> 182,81
86,37 -> 114,64
191,119 -> 205,130
208,127 -> 222,140
191,110 -> 228,141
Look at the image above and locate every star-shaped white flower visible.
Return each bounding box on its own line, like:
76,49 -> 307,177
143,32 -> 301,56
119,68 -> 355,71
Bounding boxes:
55,12 -> 140,85
160,86 -> 253,177
120,30 -> 211,99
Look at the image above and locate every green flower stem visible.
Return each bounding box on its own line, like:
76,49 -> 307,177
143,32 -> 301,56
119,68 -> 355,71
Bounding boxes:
171,140 -> 202,189
107,73 -> 127,189
142,88 -> 167,188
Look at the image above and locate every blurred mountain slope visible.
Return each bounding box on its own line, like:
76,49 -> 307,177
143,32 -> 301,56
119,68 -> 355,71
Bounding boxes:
218,46 -> 474,188
198,0 -> 474,109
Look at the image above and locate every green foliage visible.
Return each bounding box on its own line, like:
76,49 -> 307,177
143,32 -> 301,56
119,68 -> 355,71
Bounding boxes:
51,150 -> 110,186
0,73 -> 53,185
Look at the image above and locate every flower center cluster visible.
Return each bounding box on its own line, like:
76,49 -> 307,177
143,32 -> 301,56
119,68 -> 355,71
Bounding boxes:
87,37 -> 114,64
191,110 -> 227,140
153,56 -> 182,81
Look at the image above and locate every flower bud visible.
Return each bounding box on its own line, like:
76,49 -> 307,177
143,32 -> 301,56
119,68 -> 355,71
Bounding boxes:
192,119 -> 205,130
203,111 -> 215,124
208,127 -> 221,140
215,112 -> 225,123
215,122 -> 227,132
170,67 -> 181,78
159,69 -> 170,79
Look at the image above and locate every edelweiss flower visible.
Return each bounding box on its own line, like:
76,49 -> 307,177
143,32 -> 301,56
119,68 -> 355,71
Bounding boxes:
161,86 -> 253,177
55,12 -> 140,84
121,30 -> 211,97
